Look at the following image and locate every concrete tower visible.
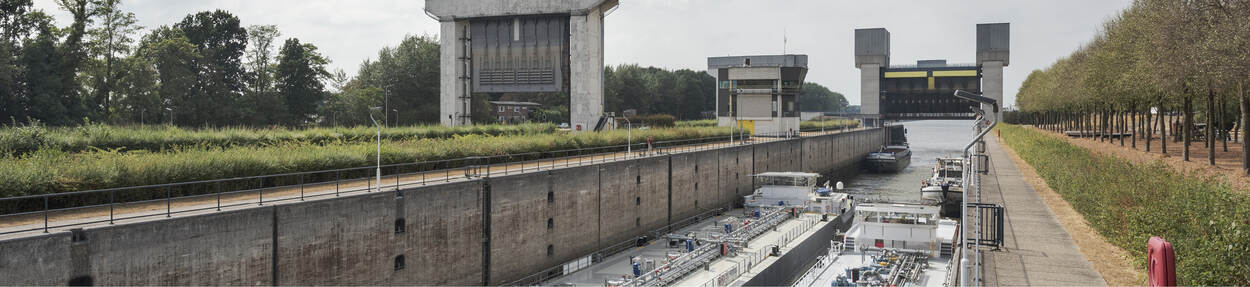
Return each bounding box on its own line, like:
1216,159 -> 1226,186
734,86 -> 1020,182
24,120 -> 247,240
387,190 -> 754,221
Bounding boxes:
425,0 -> 619,130
976,23 -> 1010,123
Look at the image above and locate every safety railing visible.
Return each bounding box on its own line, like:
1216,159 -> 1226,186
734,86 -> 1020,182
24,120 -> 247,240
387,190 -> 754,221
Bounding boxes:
3,127 -> 857,235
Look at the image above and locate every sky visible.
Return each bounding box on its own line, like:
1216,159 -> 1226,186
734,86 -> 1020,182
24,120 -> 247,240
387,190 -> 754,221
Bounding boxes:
36,0 -> 1135,108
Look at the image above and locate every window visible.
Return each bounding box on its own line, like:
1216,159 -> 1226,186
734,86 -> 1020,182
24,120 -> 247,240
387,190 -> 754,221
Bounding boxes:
744,58 -> 751,66
512,18 -> 521,41
719,81 -> 732,89
499,106 -> 504,112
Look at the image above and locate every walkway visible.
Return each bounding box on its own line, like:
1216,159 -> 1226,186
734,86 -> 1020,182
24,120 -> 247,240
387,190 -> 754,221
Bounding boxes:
978,136 -> 1106,286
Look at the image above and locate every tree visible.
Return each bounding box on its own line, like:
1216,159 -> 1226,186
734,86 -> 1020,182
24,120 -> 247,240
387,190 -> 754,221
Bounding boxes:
84,0 -> 141,120
241,24 -> 280,125
798,82 -> 848,112
18,0 -> 91,126
347,34 -> 439,125
137,26 -> 199,125
174,10 -> 247,126
274,38 -> 328,125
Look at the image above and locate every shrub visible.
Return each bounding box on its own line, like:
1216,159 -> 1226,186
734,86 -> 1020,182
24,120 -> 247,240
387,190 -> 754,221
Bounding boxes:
621,114 -> 676,128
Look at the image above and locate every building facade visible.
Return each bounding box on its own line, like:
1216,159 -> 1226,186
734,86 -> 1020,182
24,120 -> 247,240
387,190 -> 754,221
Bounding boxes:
707,54 -> 809,136
489,101 -> 541,123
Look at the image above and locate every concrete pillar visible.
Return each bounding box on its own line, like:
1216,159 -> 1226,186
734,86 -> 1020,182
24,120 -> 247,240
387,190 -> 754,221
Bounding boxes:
859,64 -> 880,127
439,21 -> 471,126
568,7 -> 605,132
981,61 -> 1004,123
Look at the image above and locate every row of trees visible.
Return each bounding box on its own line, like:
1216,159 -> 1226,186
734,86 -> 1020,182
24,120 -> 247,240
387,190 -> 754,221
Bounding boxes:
1,0 -> 330,127
1014,0 -> 1249,174
0,0 -> 851,128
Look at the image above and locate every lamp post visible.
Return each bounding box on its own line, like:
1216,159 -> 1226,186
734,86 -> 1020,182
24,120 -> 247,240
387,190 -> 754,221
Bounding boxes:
952,89 -> 998,287
621,116 -> 632,158
369,106 -> 383,192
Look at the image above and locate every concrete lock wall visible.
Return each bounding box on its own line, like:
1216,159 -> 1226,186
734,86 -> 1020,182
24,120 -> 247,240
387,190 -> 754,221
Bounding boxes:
0,128 -> 884,285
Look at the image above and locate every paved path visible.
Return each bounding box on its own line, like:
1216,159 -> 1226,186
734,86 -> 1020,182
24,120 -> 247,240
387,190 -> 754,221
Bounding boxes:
978,136 -> 1106,286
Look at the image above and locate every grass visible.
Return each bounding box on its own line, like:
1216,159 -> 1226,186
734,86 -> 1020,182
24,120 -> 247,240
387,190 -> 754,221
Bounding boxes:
998,124 -> 1250,286
676,119 -> 717,127
0,126 -> 733,199
0,122 -> 557,157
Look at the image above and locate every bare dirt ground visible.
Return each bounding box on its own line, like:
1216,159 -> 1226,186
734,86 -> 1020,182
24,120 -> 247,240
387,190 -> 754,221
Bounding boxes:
995,132 -> 1147,286
1038,125 -> 1250,192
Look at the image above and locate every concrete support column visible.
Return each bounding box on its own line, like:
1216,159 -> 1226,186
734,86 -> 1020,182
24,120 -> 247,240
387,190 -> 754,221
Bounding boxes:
439,21 -> 471,126
981,61 -> 1004,123
568,8 -> 605,132
859,64 -> 881,127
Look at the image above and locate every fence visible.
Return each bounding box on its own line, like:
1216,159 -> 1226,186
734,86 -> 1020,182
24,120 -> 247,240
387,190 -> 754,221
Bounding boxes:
0,127 -> 819,235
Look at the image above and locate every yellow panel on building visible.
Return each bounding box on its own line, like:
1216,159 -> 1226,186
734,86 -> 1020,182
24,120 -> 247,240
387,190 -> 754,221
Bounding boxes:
931,70 -> 978,77
736,120 -> 755,135
883,71 -> 928,78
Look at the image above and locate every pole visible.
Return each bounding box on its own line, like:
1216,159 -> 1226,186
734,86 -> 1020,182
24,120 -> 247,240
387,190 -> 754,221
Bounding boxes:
371,110 -> 383,192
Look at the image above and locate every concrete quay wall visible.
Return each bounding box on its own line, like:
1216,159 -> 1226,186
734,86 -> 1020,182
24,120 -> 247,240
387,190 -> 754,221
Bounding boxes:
0,128 -> 885,285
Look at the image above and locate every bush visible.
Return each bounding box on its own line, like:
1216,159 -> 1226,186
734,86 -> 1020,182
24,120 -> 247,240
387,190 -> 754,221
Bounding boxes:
999,124 -> 1250,286
676,119 -> 717,127
0,126 -> 733,199
621,114 -> 676,128
799,118 -> 859,131
0,123 -> 557,157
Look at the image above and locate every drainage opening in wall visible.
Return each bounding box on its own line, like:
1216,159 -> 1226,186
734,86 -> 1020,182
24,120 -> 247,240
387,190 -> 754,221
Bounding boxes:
68,275 -> 92,286
635,196 -> 641,206
547,191 -> 554,203
547,218 -> 554,230
394,255 -> 406,271
636,217 -> 641,227
547,244 -> 554,256
636,175 -> 641,184
394,218 -> 406,234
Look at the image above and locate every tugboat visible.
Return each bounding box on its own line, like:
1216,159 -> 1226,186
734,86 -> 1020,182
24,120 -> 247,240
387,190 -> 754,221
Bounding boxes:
865,143 -> 912,173
920,157 -> 964,204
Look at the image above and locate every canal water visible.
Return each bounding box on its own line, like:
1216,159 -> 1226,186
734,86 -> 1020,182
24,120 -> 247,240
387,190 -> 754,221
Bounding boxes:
835,120 -> 977,203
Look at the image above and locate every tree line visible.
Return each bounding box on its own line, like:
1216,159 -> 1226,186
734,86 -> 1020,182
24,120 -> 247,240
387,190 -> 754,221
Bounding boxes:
1,0 -> 850,128
1013,0 -> 1249,174
1,0 -> 332,127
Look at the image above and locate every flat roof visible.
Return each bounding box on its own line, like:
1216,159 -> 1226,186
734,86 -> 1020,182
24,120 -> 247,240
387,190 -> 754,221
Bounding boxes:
708,54 -> 808,69
856,203 -> 940,215
751,172 -> 820,178
488,101 -> 541,106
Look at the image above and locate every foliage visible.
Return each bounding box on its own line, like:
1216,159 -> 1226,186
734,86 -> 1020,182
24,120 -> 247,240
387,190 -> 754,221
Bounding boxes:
333,34 -> 441,126
0,122 -> 558,157
999,124 -> 1249,286
275,37 -> 329,125
676,119 -> 717,127
621,114 -> 676,128
798,82 -> 849,112
799,118 -> 859,130
0,126 -> 732,197
604,64 -> 716,120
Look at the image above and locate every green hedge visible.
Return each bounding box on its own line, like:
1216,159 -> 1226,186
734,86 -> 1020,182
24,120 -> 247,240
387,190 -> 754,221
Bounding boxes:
0,127 -> 732,199
0,123 -> 557,157
998,124 -> 1249,286
800,118 -> 859,130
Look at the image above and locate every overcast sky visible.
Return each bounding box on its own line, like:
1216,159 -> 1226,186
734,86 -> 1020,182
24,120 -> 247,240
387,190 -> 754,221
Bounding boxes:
36,0 -> 1134,107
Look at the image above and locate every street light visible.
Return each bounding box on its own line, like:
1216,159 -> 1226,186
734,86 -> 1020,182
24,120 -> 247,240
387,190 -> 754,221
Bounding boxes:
369,106 -> 383,192
952,89 -> 997,287
620,115 -> 632,158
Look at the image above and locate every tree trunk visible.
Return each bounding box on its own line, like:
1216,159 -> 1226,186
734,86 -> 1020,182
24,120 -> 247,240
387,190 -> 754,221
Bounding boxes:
1220,93 -> 1228,152
1131,104 -> 1137,148
1160,103 -> 1168,154
1240,81 -> 1248,175
1184,93 -> 1192,162
1146,104 -> 1153,152
1208,83 -> 1215,165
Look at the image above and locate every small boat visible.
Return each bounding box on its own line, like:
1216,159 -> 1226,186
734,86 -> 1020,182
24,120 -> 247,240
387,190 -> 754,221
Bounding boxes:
865,144 -> 911,173
920,157 -> 964,204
